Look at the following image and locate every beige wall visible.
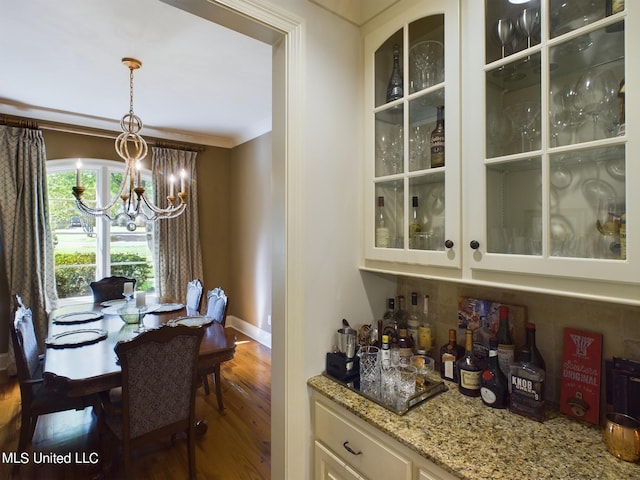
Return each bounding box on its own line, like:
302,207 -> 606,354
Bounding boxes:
396,276 -> 640,409
229,133 -> 272,333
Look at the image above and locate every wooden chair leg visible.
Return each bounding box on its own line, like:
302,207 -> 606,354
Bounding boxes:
201,373 -> 211,395
214,364 -> 224,411
18,407 -> 31,452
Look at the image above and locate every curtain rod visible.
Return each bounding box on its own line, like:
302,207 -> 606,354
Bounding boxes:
1,114 -> 205,153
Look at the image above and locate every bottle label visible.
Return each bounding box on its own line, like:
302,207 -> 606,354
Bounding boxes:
376,227 -> 390,247
418,326 -> 432,351
442,353 -> 455,380
460,369 -> 481,390
431,134 -> 444,152
480,386 -> 497,405
509,367 -> 545,422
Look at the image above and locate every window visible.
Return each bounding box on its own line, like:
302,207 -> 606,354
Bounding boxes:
47,159 -> 156,300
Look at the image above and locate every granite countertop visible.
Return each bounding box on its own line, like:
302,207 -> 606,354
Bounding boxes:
308,374 -> 640,480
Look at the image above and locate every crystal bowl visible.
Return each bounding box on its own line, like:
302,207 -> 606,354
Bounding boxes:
117,305 -> 140,324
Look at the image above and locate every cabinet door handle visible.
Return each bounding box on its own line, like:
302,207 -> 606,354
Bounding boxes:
470,240 -> 480,250
343,441 -> 362,456
444,239 -> 454,249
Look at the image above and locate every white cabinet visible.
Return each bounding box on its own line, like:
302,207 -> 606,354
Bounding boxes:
361,0 -> 640,305
315,441 -> 363,480
363,0 -> 461,271
312,396 -> 459,480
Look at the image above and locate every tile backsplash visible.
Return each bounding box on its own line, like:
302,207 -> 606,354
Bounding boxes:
396,276 -> 640,409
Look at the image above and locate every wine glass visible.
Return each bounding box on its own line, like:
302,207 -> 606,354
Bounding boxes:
505,102 -> 540,152
516,8 -> 540,50
495,18 -> 514,59
572,70 -> 618,141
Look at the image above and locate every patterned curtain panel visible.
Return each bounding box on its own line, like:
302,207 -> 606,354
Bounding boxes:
152,146 -> 203,304
0,125 -> 57,374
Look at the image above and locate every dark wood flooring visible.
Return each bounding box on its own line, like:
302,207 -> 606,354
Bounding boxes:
0,328 -> 271,479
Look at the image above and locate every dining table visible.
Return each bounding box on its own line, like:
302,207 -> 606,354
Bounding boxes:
42,298 -> 236,434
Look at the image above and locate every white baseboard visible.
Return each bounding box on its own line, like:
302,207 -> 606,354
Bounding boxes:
226,315 -> 272,349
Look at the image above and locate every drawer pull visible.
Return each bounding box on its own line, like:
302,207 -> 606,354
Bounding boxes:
343,441 -> 362,456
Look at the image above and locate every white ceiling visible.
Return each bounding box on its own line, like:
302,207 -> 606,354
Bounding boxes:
0,0 -> 273,148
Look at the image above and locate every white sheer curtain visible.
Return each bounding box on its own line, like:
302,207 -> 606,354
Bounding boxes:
0,124 -> 57,374
152,146 -> 203,304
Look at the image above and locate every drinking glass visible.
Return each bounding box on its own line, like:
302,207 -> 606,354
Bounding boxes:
396,365 -> 417,409
495,18 -> 514,60
505,102 -> 540,152
359,346 -> 380,398
409,41 -> 444,92
572,70 -> 618,141
516,7 -> 540,50
380,365 -> 398,407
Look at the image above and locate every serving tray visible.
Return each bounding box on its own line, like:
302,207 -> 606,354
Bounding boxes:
45,329 -> 108,348
322,371 -> 447,415
53,311 -> 103,324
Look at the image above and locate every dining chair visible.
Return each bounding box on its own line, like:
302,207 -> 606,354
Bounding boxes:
89,275 -> 136,304
200,287 -> 229,408
185,279 -> 203,315
10,295 -> 97,455
101,324 -> 204,480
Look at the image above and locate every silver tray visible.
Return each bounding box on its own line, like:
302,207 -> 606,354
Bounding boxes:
322,371 -> 447,415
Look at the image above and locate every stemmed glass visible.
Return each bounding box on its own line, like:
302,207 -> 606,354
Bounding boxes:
505,102 -> 540,152
572,70 -> 618,141
516,8 -> 540,50
496,18 -> 514,60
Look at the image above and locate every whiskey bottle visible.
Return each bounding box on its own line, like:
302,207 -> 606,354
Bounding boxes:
382,298 -> 397,345
408,196 -> 422,249
386,44 -> 403,103
457,328 -> 482,397
518,323 -> 545,371
430,105 -> 445,168
481,340 -> 509,409
440,328 -> 464,382
375,196 -> 390,248
397,328 -> 414,364
496,305 -> 515,378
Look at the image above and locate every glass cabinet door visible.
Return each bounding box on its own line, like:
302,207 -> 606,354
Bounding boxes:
364,1 -> 460,268
474,0 -> 631,283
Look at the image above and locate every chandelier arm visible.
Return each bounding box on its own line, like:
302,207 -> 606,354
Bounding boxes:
139,192 -> 186,215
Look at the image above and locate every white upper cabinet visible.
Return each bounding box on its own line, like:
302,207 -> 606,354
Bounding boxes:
362,0 -> 639,305
363,0 -> 462,272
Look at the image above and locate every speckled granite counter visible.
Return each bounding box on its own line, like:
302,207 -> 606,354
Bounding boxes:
308,374 -> 640,480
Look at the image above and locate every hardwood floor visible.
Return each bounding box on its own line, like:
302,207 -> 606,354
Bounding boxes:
0,328 -> 271,479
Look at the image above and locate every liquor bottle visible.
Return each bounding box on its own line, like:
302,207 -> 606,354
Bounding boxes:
517,322 -> 545,371
496,306 -> 515,378
407,292 -> 421,351
510,327 -> 546,422
380,334 -> 391,368
394,295 -> 409,331
386,44 -> 403,103
382,298 -> 397,345
417,294 -> 433,355
408,196 -> 422,249
481,340 -> 509,409
396,328 -> 414,364
457,328 -> 482,397
440,328 -> 464,382
430,105 -> 445,168
375,196 -> 390,248
472,315 -> 491,371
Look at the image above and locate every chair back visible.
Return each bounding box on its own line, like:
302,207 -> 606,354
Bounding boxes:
89,276 -> 136,303
115,324 -> 204,441
10,295 -> 41,383
205,287 -> 228,326
185,279 -> 203,315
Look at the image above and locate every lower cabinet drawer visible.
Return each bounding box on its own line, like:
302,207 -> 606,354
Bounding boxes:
315,401 -> 412,480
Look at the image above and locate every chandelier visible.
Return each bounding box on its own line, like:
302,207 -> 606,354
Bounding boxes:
72,57 -> 188,231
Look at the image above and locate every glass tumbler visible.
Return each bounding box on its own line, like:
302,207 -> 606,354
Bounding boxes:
359,346 -> 380,398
